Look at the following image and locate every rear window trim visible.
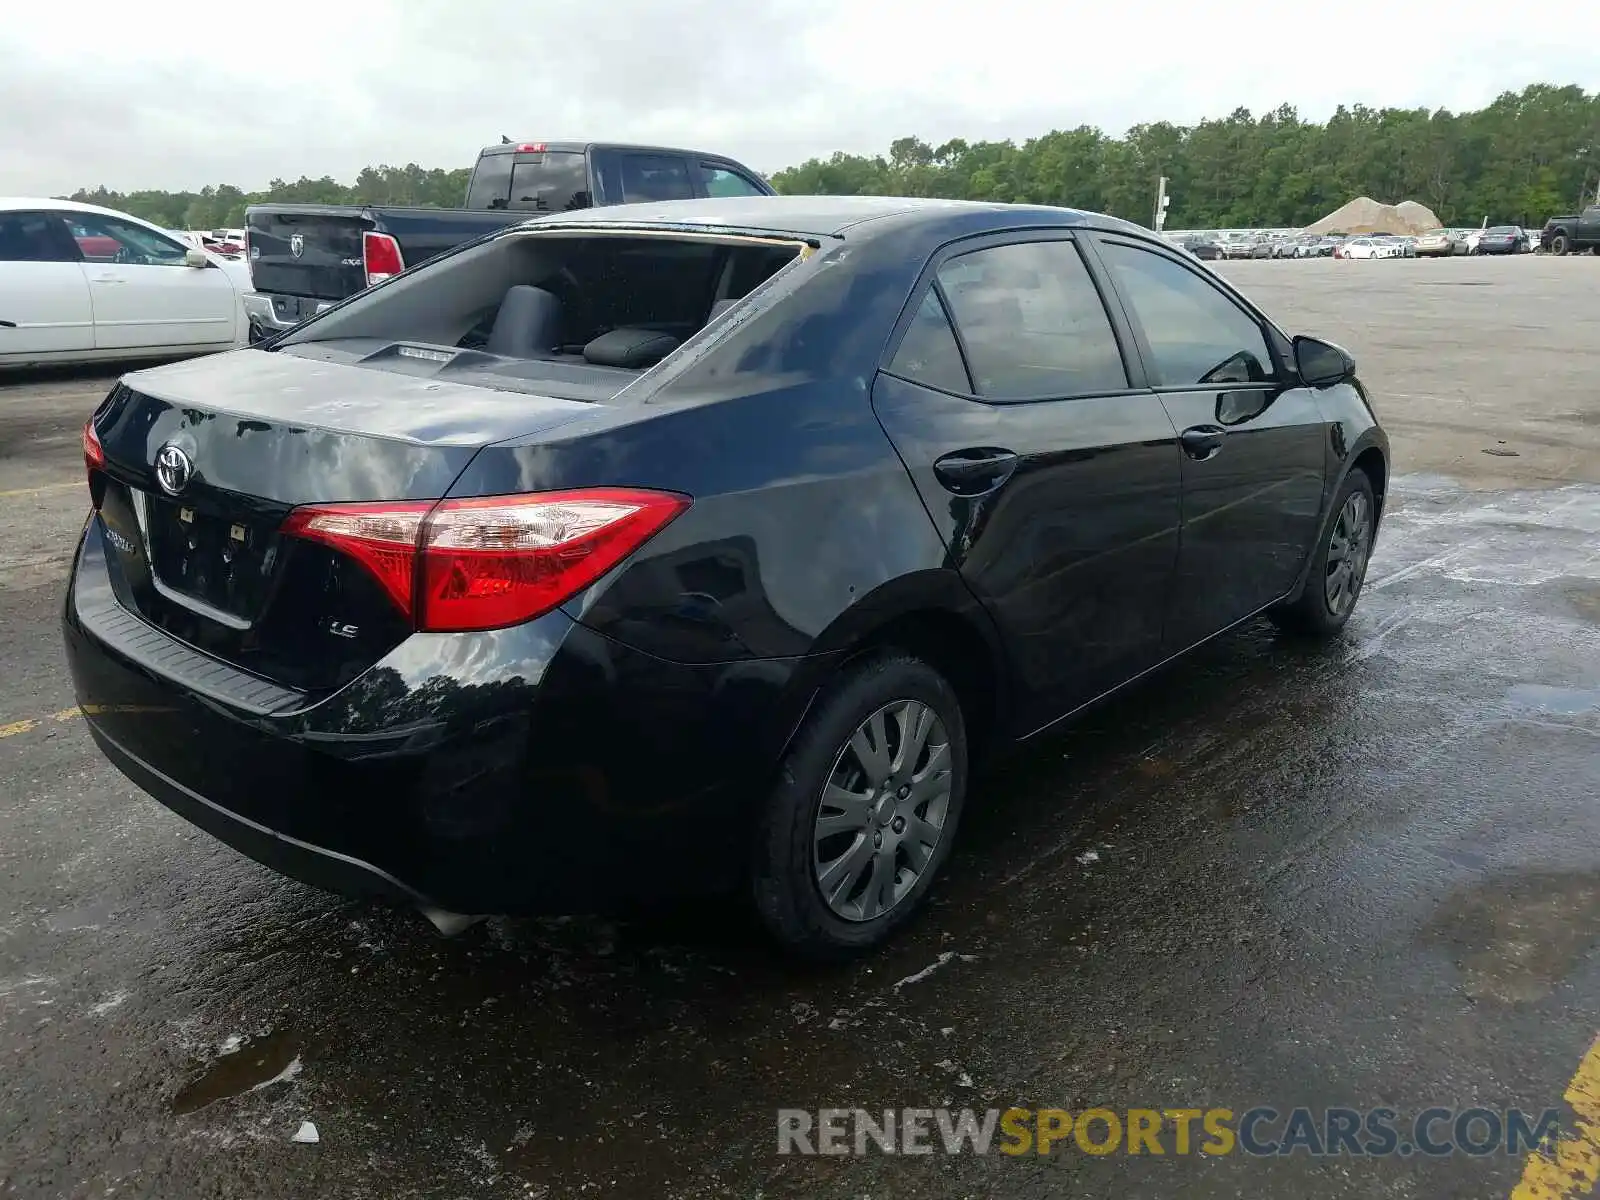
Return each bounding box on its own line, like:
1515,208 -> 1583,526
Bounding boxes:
502,221 -> 828,250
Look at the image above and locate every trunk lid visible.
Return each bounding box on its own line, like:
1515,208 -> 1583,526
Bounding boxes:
90,349 -> 594,693
246,205 -> 373,301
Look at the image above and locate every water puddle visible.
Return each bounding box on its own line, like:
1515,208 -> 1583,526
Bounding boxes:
1505,683 -> 1600,716
171,1027 -> 302,1115
1424,871 -> 1600,1003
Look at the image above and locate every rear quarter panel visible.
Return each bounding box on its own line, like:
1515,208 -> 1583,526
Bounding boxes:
451,382 -> 952,665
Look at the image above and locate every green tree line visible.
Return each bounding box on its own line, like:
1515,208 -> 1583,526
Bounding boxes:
67,83 -> 1600,232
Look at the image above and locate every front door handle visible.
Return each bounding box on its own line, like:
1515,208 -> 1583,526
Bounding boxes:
932,448 -> 1018,495
1179,425 -> 1226,461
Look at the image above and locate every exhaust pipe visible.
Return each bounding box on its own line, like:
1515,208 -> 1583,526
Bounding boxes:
419,907 -> 486,937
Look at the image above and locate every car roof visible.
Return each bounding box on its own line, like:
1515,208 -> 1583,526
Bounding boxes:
0,196 -> 140,219
513,194 -> 1143,241
478,141 -> 759,162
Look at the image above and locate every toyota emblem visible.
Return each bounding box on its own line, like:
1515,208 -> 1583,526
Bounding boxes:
289,233 -> 305,259
154,444 -> 194,496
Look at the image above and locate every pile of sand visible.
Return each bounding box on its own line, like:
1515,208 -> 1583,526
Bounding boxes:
1304,196 -> 1441,236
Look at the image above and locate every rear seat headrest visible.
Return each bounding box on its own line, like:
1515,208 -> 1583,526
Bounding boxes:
582,328 -> 680,369
485,285 -> 562,358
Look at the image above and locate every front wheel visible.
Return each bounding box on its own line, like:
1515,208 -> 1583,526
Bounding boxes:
1271,471 -> 1378,637
1551,233 -> 1570,256
751,654 -> 968,959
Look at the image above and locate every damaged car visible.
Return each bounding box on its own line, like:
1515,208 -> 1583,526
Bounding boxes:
66,196 -> 1389,958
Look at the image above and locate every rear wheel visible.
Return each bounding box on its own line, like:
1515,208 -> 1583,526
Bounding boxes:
1271,471 -> 1377,637
751,654 -> 968,959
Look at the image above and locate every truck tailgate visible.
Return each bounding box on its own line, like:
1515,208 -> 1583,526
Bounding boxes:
247,206 -> 372,301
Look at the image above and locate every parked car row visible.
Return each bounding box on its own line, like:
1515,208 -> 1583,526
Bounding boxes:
1171,225 -> 1552,264
168,229 -> 247,259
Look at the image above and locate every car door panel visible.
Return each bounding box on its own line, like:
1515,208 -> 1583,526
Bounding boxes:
0,212 -> 93,357
68,213 -> 238,350
870,235 -> 1183,734
1085,235 -> 1328,652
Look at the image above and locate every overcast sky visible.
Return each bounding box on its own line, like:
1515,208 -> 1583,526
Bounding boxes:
3,0 -> 1594,195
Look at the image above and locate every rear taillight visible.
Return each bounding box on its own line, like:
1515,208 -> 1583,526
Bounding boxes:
83,418 -> 105,474
83,418 -> 105,504
362,231 -> 405,287
281,488 -> 690,632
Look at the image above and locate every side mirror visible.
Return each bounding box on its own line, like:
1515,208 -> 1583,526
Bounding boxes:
184,248 -> 211,269
1293,335 -> 1356,388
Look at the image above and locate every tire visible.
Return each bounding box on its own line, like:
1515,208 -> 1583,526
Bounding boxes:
1271,470 -> 1378,638
751,653 -> 968,960
1551,233 -> 1570,256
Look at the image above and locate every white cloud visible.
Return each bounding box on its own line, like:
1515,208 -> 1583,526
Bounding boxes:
0,0 -> 1593,195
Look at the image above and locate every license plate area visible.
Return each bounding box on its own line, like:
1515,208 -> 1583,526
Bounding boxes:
137,490 -> 282,622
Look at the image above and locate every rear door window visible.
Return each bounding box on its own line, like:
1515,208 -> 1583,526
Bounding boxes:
507,152 -> 591,212
936,240 -> 1128,399
0,212 -> 75,262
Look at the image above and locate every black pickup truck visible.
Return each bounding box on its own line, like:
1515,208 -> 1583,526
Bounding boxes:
1539,204 -> 1600,255
242,141 -> 775,339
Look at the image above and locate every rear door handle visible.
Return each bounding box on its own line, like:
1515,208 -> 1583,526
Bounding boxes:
932,448 -> 1018,495
1179,425 -> 1226,460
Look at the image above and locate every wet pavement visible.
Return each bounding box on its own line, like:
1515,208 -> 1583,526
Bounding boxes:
3,260 -> 1600,1198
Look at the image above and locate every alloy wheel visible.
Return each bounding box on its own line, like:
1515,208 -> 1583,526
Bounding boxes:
1324,490 -> 1373,617
812,700 -> 953,922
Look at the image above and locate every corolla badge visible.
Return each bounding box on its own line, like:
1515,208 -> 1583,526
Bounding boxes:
289,233 -> 305,258
154,444 -> 193,496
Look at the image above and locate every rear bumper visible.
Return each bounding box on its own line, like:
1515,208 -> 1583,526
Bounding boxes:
83,717 -> 428,905
64,515 -> 825,914
241,291 -> 335,334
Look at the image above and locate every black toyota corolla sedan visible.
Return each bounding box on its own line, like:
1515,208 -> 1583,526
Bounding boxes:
65,196 -> 1388,958
1476,225 -> 1529,254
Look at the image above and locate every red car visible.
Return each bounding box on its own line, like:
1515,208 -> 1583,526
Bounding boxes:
74,233 -> 123,260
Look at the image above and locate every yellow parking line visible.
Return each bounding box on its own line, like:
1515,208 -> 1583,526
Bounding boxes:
1511,1034 -> 1600,1199
0,481 -> 82,499
0,705 -> 175,741
52,705 -> 173,721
